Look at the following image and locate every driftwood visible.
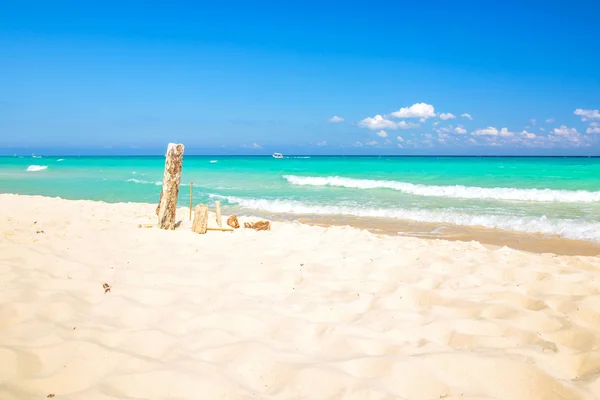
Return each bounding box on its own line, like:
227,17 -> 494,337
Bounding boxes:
244,221 -> 271,231
215,201 -> 222,227
192,204 -> 208,234
227,215 -> 240,229
137,224 -> 154,228
207,227 -> 234,232
155,192 -> 162,215
157,143 -> 185,229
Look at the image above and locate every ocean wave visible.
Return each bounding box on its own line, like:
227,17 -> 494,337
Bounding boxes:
26,165 -> 48,172
57,159 -> 64,162
283,175 -> 600,203
211,194 -> 600,242
126,178 -> 162,186
210,160 -> 218,163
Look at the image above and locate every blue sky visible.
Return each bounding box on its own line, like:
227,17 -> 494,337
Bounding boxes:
1,0 -> 599,155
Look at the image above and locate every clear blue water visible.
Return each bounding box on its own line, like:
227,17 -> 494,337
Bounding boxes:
2,155 -> 600,242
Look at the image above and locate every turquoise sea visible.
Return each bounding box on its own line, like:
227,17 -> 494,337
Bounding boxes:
2,155 -> 600,242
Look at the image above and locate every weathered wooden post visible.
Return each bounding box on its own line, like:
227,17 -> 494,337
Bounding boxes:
215,201 -> 222,227
192,204 -> 208,234
157,143 -> 185,230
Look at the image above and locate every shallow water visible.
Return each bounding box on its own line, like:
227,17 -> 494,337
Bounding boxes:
2,155 -> 600,242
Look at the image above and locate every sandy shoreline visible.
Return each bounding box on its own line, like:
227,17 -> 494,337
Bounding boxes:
295,215 -> 600,257
2,193 -> 600,399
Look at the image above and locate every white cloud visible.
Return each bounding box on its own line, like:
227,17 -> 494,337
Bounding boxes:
471,126 -> 514,137
396,135 -> 404,142
590,122 -> 599,127
586,127 -> 600,134
242,143 -> 263,149
316,141 -> 327,146
376,130 -> 388,138
397,143 -> 404,148
328,116 -> 344,123
358,115 -> 419,130
390,103 -> 436,120
521,130 -> 537,139
546,118 -> 555,123
461,113 -> 473,120
553,125 -> 579,135
540,127 -> 546,131
366,140 -> 378,146
424,133 -> 433,139
467,138 -> 477,144
439,113 -> 456,120
454,126 -> 467,134
353,141 -> 363,147
574,109 -> 600,121
396,121 -> 420,129
432,121 -> 441,126
384,139 -> 392,145
529,119 -> 537,126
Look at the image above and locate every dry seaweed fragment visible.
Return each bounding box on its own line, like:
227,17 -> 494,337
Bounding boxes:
227,215 -> 240,229
102,283 -> 111,293
244,221 -> 270,231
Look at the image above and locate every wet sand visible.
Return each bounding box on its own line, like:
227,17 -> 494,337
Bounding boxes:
293,215 -> 600,256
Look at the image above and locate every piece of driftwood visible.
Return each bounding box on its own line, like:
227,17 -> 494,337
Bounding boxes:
207,227 -> 234,232
155,191 -> 162,215
192,204 -> 208,234
227,215 -> 240,229
157,143 -> 185,229
244,221 -> 271,231
215,201 -> 222,227
137,224 -> 154,228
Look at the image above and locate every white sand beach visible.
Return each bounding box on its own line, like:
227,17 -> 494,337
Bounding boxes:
2,193 -> 600,399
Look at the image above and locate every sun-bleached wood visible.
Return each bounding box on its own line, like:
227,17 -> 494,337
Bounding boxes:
207,227 -> 234,232
157,143 -> 185,230
192,204 -> 208,234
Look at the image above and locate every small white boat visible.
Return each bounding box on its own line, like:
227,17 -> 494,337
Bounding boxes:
272,153 -> 284,159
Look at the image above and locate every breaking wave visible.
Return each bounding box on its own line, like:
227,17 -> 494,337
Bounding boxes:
26,165 -> 48,172
126,178 -> 162,186
283,175 -> 600,203
211,194 -> 600,242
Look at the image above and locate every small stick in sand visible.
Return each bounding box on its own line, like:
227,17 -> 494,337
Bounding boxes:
215,201 -> 222,227
189,182 -> 193,220
103,283 -> 111,293
207,227 -> 234,232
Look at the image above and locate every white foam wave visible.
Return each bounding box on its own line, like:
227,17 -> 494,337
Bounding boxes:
212,194 -> 600,242
210,160 -> 218,163
283,175 -> 600,204
26,165 -> 48,172
57,159 -> 64,162
126,178 -> 162,186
